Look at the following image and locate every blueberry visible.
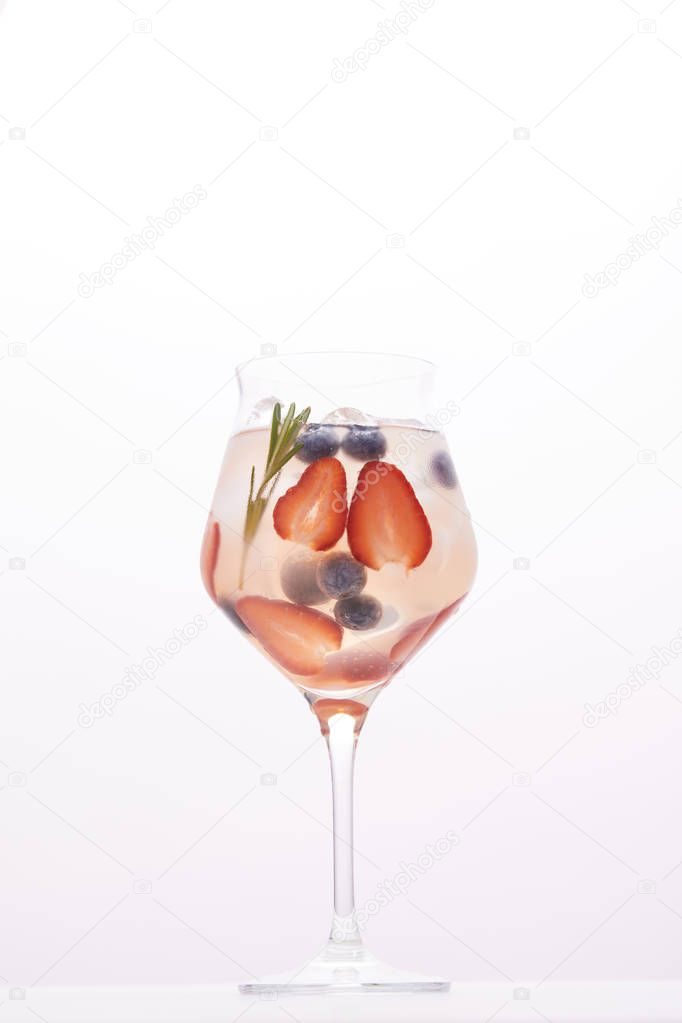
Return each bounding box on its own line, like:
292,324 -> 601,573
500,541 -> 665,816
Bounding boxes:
317,552 -> 367,599
334,594 -> 383,631
430,450 -> 457,489
296,424 -> 340,463
341,426 -> 387,461
280,553 -> 327,605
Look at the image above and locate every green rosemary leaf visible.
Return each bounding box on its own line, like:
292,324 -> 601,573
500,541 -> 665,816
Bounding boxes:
266,402 -> 281,465
271,403 -> 295,461
294,406 -> 312,431
239,401 -> 309,586
267,406 -> 298,476
274,443 -> 303,474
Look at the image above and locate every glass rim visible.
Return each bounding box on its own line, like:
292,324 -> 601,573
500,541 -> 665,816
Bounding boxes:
236,350 -> 436,380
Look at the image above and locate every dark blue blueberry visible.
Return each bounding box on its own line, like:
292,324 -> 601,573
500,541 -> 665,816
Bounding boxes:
296,424 -> 340,463
334,594 -> 383,631
430,450 -> 457,489
341,425 -> 387,460
280,553 -> 327,605
317,552 -> 367,599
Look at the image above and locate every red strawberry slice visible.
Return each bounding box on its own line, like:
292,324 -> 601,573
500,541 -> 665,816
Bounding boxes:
235,595 -> 342,676
273,457 -> 347,551
347,461 -> 432,570
389,613 -> 437,664
200,519 -> 221,602
391,595 -> 467,666
421,595 -> 466,648
312,644 -> 396,688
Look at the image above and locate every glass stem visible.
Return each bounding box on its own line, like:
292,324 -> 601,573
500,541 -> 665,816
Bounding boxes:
324,711 -> 364,957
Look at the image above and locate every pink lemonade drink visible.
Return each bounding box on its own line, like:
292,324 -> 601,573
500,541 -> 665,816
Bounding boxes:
201,412 -> 477,708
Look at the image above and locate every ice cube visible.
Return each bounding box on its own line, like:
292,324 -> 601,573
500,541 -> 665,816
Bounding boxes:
321,407 -> 378,427
246,396 -> 282,425
386,416 -> 431,430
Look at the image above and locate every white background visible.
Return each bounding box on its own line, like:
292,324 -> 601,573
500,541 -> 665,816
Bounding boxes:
2,0 -> 682,1000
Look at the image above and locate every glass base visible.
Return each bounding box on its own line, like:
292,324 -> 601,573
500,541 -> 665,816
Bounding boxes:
239,947 -> 449,995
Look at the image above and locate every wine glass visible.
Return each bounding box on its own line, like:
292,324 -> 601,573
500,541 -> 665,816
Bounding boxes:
200,352 -> 477,993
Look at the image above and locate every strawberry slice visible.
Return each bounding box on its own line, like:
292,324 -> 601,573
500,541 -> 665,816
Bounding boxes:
200,519 -> 221,602
427,595 -> 466,638
312,644 -> 396,688
389,613 -> 437,664
273,457 -> 347,551
347,461 -> 432,570
390,595 -> 467,666
235,595 -> 342,676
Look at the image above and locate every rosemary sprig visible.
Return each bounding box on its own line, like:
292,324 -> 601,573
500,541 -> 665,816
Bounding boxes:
239,401 -> 311,586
